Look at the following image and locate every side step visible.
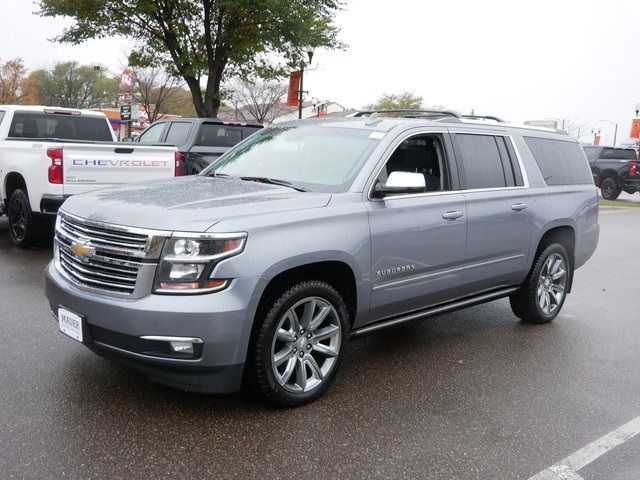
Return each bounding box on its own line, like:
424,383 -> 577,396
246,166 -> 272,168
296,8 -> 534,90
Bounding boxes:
351,287 -> 519,337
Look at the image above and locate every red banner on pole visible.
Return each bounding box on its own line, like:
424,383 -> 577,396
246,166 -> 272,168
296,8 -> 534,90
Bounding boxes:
287,71 -> 301,107
630,119 -> 640,139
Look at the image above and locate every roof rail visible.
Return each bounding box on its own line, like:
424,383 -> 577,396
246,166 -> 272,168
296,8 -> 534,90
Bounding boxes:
460,115 -> 506,123
353,109 -> 460,118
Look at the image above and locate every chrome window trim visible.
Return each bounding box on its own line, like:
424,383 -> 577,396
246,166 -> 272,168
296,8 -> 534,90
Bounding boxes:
367,130 -> 530,202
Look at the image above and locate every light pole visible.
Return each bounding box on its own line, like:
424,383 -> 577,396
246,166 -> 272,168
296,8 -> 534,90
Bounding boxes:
298,47 -> 315,120
599,120 -> 618,146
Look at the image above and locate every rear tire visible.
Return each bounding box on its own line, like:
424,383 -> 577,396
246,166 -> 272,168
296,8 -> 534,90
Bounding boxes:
249,280 -> 349,407
7,189 -> 41,248
600,177 -> 621,200
510,243 -> 570,324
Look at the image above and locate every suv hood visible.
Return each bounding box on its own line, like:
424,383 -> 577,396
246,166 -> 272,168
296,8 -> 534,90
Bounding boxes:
60,176 -> 331,232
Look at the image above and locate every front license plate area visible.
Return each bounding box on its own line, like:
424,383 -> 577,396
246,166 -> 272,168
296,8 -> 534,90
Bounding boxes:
58,307 -> 84,343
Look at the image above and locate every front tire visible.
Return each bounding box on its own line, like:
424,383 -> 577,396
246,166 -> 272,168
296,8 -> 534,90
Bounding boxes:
249,280 -> 349,407
600,177 -> 621,200
7,189 -> 41,248
510,243 -> 570,324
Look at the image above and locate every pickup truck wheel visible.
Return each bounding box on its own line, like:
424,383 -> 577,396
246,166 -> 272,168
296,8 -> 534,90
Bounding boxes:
249,280 -> 349,407
600,177 -> 621,200
510,243 -> 570,324
7,189 -> 41,248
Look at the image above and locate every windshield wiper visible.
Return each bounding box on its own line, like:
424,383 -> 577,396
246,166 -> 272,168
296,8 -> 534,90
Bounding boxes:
239,176 -> 306,192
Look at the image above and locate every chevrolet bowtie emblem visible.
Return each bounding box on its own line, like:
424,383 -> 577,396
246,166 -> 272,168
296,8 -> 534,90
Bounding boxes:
71,240 -> 95,259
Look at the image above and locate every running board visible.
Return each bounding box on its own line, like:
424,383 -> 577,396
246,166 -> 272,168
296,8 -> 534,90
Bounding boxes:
351,287 -> 520,337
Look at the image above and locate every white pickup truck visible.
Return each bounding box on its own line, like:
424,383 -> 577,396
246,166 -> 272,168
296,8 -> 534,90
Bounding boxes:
0,105 -> 180,247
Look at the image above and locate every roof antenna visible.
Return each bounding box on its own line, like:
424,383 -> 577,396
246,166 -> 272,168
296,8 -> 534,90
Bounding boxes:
365,112 -> 382,126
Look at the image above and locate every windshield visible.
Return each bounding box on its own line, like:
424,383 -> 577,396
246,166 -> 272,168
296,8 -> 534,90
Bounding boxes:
203,125 -> 381,192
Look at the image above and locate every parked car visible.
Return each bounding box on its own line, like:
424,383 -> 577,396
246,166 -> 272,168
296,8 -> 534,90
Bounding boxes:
45,110 -> 599,406
0,105 -> 180,247
136,118 -> 263,175
583,145 -> 639,200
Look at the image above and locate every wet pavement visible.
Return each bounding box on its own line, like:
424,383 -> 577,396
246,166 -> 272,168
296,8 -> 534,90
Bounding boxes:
1,208 -> 640,479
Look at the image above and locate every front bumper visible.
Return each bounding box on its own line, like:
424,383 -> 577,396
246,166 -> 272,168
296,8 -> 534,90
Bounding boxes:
45,261 -> 262,393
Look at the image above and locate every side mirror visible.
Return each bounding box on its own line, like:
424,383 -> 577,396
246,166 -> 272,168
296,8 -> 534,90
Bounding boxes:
373,171 -> 426,198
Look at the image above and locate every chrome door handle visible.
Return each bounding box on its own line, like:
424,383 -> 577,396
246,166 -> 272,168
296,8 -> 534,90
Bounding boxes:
442,211 -> 463,220
511,203 -> 528,211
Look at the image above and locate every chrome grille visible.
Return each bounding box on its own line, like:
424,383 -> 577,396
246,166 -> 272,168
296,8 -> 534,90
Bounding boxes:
58,247 -> 140,294
54,213 -> 166,296
59,215 -> 149,257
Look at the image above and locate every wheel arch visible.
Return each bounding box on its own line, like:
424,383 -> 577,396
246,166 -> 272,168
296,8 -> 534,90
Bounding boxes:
597,169 -> 621,187
4,171 -> 28,203
533,224 -> 576,292
255,257 -> 362,329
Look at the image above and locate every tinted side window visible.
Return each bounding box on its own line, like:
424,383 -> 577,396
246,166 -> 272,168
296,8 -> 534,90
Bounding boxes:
138,123 -> 166,143
0,111 -> 5,126
165,122 -> 192,146
582,147 -> 599,163
525,137 -> 593,185
455,134 -> 508,189
8,113 -> 112,141
601,148 -> 636,160
196,124 -> 260,147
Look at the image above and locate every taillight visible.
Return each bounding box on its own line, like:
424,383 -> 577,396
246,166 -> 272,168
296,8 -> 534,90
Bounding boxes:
630,161 -> 637,176
175,151 -> 183,177
47,148 -> 63,184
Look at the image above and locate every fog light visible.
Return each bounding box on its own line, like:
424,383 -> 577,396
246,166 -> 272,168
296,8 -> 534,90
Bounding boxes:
170,341 -> 194,354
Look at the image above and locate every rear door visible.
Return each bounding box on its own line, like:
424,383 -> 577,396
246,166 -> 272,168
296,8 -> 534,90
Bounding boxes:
62,144 -> 177,195
450,131 -> 532,295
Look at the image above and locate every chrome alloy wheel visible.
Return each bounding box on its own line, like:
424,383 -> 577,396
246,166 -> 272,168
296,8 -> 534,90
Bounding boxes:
537,253 -> 567,315
271,297 -> 342,393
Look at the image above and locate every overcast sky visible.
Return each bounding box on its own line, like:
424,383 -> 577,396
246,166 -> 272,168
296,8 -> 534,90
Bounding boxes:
1,0 -> 639,144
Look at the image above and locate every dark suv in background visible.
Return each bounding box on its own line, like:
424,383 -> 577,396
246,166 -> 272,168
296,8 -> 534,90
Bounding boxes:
583,145 -> 639,200
136,118 -> 263,175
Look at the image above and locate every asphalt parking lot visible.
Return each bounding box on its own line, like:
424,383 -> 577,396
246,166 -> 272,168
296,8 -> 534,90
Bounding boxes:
2,206 -> 640,480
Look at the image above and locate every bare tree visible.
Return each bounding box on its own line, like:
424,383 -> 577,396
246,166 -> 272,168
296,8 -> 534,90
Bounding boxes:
0,58 -> 27,104
561,118 -> 592,140
131,67 -> 184,123
229,79 -> 288,124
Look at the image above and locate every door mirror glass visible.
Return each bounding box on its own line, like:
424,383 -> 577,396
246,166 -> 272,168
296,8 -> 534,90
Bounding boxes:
373,171 -> 426,197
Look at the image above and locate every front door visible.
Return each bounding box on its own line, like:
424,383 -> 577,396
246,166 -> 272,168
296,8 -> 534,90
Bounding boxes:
366,131 -> 468,323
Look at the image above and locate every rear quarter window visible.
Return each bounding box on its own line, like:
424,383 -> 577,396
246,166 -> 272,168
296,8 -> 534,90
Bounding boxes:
524,137 -> 593,185
0,111 -> 5,126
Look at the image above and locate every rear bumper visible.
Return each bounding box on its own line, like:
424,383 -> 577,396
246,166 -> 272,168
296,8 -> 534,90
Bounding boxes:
45,261 -> 261,394
40,194 -> 70,215
623,178 -> 640,192
575,223 -> 599,270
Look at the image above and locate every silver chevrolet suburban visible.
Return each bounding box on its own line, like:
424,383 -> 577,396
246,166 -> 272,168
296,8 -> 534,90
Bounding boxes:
45,110 -> 599,406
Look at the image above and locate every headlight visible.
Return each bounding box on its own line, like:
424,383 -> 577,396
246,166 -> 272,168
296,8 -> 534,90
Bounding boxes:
153,233 -> 247,294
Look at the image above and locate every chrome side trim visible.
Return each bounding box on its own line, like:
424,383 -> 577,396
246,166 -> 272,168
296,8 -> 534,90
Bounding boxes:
351,287 -> 519,337
93,342 -> 203,364
373,254 -> 525,291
